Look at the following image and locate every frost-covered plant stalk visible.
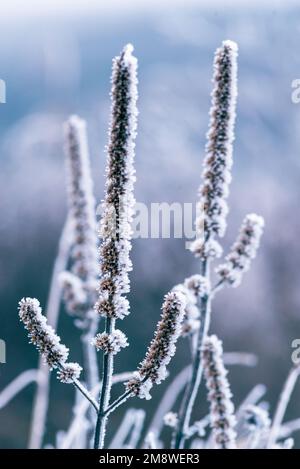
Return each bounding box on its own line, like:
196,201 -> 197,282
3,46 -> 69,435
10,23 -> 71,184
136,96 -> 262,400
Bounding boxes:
18,298 -> 97,410
93,43 -> 138,449
60,115 -> 99,391
174,40 -> 239,448
216,214 -> 264,288
202,335 -> 237,449
125,291 -> 186,400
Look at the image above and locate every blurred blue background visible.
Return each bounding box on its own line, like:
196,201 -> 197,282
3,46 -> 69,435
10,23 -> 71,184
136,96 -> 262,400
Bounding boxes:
1,0 -> 300,448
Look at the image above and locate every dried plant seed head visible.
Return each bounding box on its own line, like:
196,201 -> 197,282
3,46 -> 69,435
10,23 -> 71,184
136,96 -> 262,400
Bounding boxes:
216,213 -> 264,287
95,43 -> 138,321
184,274 -> 210,298
18,298 -> 69,370
91,329 -> 129,355
57,362 -> 83,383
125,291 -> 186,399
164,412 -> 178,429
191,40 -> 238,257
202,334 -> 237,449
62,115 -> 99,318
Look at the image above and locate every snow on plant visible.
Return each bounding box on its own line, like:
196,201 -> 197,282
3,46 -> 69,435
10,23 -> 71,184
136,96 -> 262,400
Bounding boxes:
4,40 -> 300,450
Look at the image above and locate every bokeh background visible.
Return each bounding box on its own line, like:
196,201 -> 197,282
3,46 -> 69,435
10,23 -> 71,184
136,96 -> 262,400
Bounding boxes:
1,0 -> 300,448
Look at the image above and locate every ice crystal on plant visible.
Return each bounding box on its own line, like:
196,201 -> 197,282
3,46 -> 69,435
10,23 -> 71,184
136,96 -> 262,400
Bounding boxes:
91,329 -> 128,355
190,237 -> 223,260
125,291 -> 186,399
164,412 -> 178,429
184,274 -> 209,298
202,334 -> 237,449
216,213 -> 264,287
57,363 -> 83,384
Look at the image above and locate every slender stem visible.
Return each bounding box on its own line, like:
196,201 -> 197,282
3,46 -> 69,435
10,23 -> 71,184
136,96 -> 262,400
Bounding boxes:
28,218 -> 72,449
267,365 -> 300,448
72,377 -> 99,413
103,389 -> 132,417
210,278 -> 225,298
173,257 -> 211,449
81,315 -> 99,446
93,317 -> 115,449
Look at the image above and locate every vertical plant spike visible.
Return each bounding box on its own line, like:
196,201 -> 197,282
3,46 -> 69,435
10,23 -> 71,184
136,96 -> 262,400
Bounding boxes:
61,116 -> 100,445
190,40 -> 238,258
216,213 -> 264,287
61,115 -> 99,316
93,43 -> 138,450
202,335 -> 237,449
125,291 -> 186,400
174,39 -> 238,449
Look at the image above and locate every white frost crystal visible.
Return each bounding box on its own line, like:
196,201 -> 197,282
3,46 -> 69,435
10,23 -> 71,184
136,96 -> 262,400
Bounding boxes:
57,362 -> 82,383
91,329 -> 129,355
164,412 -> 178,428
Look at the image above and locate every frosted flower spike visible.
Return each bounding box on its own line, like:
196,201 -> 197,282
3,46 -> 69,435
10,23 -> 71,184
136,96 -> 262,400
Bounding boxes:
18,297 -> 81,382
216,213 -> 264,287
125,291 -> 186,399
202,335 -> 237,449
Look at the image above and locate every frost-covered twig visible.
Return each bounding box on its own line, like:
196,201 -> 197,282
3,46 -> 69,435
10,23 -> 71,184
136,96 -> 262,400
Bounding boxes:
173,40 -> 238,449
28,218 -> 72,449
267,366 -> 300,448
93,43 -> 138,449
59,372 -> 133,449
202,335 -> 237,449
98,290 -> 186,420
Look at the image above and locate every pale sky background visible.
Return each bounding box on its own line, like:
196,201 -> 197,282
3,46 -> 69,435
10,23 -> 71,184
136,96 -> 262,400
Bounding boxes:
0,0 -> 297,20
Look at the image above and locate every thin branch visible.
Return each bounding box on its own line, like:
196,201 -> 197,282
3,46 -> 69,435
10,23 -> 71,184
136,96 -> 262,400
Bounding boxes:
0,370 -> 39,409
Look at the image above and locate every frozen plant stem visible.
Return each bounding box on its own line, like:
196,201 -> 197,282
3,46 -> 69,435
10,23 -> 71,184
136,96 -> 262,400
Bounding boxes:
267,365 -> 300,448
174,258 -> 211,448
93,44 -> 138,449
174,39 -> 238,449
